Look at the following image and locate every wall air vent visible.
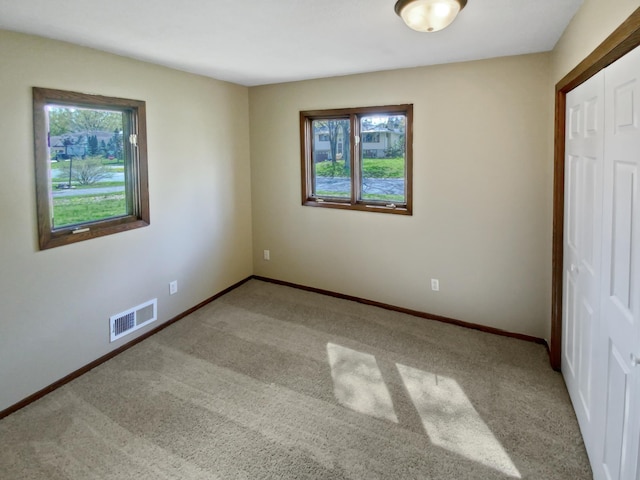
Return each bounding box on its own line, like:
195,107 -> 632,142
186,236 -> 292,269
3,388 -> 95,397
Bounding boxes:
110,298 -> 157,342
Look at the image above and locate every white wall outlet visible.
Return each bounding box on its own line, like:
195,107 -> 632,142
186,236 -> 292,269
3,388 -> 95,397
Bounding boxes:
431,279 -> 440,291
263,249 -> 270,261
169,280 -> 178,295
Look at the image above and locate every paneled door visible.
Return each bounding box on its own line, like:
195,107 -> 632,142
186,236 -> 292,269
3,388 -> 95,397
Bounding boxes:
562,70 -> 605,462
595,44 -> 640,480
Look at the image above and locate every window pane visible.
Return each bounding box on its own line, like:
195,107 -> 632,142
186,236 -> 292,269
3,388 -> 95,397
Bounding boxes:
300,104 -> 412,215
34,87 -> 149,250
311,118 -> 351,199
47,106 -> 128,229
360,114 -> 406,204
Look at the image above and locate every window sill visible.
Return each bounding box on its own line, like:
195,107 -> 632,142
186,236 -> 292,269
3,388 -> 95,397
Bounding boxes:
302,199 -> 412,215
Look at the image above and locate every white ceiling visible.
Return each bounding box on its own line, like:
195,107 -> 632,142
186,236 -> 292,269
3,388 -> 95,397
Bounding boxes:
0,0 -> 583,86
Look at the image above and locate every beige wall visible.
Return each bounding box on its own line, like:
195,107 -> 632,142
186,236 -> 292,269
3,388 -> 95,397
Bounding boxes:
249,53 -> 553,339
552,0 -> 640,83
0,31 -> 253,411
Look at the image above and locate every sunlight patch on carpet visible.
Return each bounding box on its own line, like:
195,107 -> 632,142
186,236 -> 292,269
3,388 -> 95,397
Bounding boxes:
327,343 -> 398,423
397,363 -> 521,478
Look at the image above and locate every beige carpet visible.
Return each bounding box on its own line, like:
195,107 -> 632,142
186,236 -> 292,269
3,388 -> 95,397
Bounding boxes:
0,279 -> 592,479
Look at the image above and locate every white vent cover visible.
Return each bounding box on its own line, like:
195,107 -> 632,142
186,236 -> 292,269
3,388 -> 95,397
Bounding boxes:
110,298 -> 157,342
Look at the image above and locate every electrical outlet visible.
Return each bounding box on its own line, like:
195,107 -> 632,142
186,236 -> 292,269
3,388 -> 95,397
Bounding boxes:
431,279 -> 440,291
169,280 -> 178,295
263,249 -> 270,261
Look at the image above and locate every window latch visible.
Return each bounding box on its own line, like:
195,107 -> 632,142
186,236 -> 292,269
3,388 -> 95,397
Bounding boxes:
129,134 -> 138,146
355,135 -> 360,145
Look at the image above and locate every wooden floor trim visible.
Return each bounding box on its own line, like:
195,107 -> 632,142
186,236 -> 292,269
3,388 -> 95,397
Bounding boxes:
253,276 -> 548,348
0,276 -> 252,420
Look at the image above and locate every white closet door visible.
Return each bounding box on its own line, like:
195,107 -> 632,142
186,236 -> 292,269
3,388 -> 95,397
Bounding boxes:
596,44 -> 640,480
563,70 -> 605,461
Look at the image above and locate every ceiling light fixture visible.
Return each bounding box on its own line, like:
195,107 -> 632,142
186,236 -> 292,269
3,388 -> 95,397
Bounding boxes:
395,0 -> 467,33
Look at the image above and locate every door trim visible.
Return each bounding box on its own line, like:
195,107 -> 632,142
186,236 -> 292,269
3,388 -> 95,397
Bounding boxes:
550,8 -> 640,369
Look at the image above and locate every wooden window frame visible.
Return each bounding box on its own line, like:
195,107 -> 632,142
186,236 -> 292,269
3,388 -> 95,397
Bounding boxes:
32,87 -> 150,250
300,104 -> 413,215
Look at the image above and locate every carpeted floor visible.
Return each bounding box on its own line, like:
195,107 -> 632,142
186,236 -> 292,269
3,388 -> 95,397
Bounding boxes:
0,279 -> 592,479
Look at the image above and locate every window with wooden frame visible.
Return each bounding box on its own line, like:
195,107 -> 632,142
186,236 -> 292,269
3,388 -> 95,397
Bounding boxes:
300,104 -> 412,215
33,87 -> 150,250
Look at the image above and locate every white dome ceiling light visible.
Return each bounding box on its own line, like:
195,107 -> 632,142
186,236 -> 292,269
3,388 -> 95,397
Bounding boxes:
395,0 -> 468,33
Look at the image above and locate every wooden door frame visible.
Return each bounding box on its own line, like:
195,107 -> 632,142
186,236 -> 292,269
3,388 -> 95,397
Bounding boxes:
550,8 -> 640,370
